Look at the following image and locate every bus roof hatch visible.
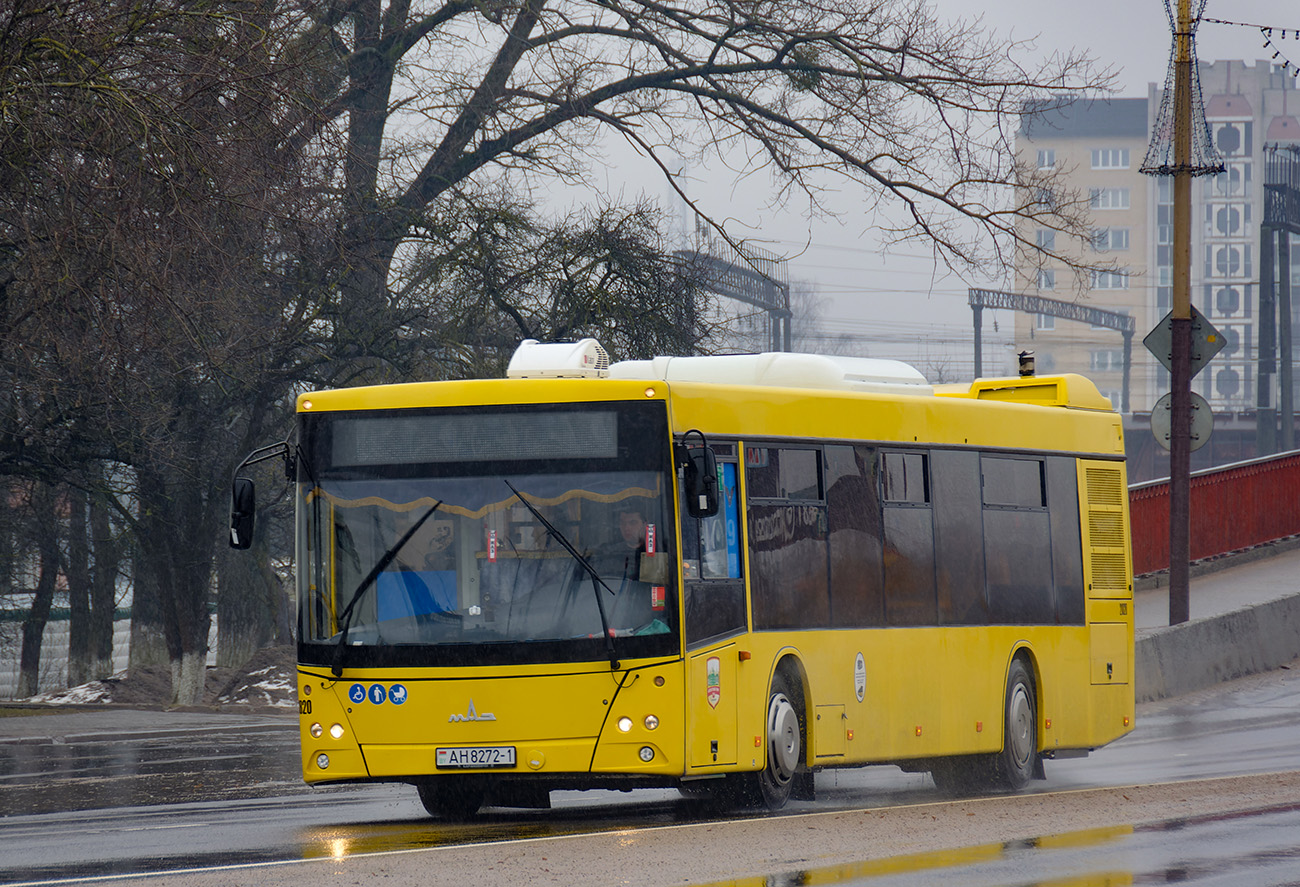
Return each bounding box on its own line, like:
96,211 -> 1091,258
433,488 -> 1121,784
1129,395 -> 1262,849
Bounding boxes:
609,351 -> 932,395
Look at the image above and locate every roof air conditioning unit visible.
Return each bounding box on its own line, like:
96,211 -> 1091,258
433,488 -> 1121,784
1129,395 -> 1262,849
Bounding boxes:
506,338 -> 611,378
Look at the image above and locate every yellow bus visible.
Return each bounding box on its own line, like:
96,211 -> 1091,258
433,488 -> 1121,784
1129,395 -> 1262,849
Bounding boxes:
231,339 -> 1134,817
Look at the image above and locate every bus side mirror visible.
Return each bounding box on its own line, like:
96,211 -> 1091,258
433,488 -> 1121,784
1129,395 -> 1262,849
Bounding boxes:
230,477 -> 256,550
678,434 -> 719,519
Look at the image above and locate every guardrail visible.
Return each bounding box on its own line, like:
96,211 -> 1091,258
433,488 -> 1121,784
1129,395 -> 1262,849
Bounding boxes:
1129,450 -> 1300,576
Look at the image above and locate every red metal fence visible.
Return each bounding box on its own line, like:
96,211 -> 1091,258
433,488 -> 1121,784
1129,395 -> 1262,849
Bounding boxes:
1129,451 -> 1300,576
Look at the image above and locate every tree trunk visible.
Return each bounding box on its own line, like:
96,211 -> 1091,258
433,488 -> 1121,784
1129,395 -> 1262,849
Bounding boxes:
170,648 -> 207,708
216,543 -> 279,668
66,487 -> 92,687
128,543 -> 169,670
17,484 -> 60,698
135,466 -> 216,706
89,495 -> 120,679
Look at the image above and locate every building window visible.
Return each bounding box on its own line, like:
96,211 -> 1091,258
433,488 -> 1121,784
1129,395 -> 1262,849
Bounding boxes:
1091,148 -> 1130,169
1212,166 -> 1243,196
1036,229 -> 1055,250
1089,349 -> 1124,372
1089,188 -> 1130,210
1036,313 -> 1055,330
1092,228 -> 1130,251
1215,246 -> 1242,277
1037,269 -> 1056,290
1090,270 -> 1129,290
1037,148 -> 1056,169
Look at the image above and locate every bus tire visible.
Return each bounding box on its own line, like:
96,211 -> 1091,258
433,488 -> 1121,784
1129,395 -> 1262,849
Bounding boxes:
992,657 -> 1038,791
417,777 -> 487,820
749,670 -> 804,810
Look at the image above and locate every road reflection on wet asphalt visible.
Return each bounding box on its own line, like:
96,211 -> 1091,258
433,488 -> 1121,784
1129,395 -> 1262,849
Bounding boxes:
0,722 -> 306,816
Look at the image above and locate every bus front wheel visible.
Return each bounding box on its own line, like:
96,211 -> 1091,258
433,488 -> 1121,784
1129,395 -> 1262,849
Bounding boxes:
750,671 -> 804,810
417,777 -> 487,820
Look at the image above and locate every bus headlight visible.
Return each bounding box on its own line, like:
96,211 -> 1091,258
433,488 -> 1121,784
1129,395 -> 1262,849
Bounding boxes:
639,746 -> 655,762
617,717 -> 633,733
644,714 -> 659,730
330,723 -> 345,739
310,723 -> 323,739
316,753 -> 330,770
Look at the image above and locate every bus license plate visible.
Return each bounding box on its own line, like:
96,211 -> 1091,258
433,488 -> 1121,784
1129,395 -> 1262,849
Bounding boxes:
436,746 -> 516,769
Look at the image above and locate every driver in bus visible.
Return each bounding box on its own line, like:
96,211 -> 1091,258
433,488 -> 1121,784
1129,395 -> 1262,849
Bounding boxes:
592,503 -> 667,635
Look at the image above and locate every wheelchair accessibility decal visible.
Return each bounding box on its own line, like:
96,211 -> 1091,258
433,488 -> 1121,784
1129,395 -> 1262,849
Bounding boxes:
349,683 -> 408,705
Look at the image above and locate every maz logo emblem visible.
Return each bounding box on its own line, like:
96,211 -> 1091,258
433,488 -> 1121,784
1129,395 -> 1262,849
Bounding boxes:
448,700 -> 497,722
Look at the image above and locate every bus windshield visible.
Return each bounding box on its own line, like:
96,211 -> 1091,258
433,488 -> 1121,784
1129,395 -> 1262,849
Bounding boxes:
296,401 -> 678,667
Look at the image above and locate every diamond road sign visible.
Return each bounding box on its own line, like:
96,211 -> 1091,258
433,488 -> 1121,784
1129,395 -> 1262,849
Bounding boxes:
1142,305 -> 1225,379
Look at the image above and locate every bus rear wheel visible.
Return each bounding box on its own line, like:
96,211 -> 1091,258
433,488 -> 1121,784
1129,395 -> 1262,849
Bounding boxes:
991,658 -> 1038,791
417,777 -> 487,820
930,658 -> 1038,795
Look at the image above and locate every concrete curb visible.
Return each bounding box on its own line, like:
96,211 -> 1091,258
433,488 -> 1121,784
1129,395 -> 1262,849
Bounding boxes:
1136,593 -> 1300,702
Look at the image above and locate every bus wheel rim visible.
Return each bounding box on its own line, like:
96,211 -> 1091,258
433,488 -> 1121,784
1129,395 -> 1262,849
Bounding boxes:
1007,683 -> 1034,769
768,692 -> 799,782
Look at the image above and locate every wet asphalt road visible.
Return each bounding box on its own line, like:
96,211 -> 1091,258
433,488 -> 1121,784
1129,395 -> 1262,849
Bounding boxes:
3,663 -> 1300,885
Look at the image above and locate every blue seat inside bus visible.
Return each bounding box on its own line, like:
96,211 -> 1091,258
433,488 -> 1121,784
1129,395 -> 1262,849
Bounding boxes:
375,569 -> 457,621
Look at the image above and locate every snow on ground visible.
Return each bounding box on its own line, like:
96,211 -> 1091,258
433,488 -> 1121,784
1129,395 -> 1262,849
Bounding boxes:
16,646 -> 297,709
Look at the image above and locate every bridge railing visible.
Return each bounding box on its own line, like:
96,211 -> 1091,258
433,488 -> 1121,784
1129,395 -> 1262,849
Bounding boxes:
1129,450 -> 1300,576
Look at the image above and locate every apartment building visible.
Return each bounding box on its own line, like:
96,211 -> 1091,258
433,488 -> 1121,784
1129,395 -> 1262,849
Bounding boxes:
1014,97 -> 1150,412
1014,61 -> 1300,422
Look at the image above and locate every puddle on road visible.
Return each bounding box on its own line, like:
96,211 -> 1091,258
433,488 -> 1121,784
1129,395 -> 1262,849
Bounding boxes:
681,824 -> 1135,887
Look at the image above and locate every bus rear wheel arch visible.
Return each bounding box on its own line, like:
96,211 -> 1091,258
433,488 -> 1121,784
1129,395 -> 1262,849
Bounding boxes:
930,653 -> 1040,795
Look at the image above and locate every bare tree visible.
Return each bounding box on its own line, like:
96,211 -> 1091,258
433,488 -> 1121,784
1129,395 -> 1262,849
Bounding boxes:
298,0 -> 1109,341
391,195 -> 716,379
0,0 -> 334,703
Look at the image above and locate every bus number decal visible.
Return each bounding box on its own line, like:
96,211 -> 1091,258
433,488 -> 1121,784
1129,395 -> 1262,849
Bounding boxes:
299,700 -> 312,715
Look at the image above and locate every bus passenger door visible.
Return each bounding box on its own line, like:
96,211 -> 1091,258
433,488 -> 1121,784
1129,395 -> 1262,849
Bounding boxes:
680,456 -> 747,770
688,643 -> 738,767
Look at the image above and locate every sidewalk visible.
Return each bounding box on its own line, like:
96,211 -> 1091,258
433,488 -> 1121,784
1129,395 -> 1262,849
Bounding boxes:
1135,537 -> 1300,632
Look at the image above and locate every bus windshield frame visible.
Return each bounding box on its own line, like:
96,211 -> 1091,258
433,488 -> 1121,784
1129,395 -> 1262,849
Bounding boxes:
295,400 -> 680,669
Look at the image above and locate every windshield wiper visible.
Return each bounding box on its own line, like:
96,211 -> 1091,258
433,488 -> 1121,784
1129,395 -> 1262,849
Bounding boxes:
504,480 -> 620,670
331,500 -> 442,677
